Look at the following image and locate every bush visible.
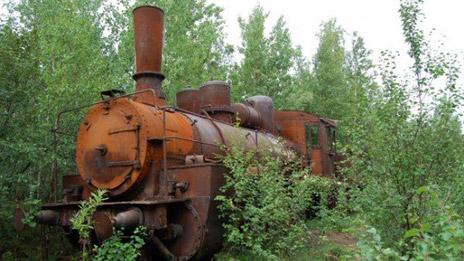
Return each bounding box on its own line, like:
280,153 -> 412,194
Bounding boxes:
70,189 -> 107,260
354,187 -> 464,260
335,0 -> 464,258
69,190 -> 150,260
93,226 -> 147,261
216,144 -> 337,259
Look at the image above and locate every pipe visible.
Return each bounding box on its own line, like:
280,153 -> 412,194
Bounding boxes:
93,212 -> 113,242
231,103 -> 262,129
151,234 -> 175,260
133,5 -> 166,106
112,208 -> 144,229
246,96 -> 275,133
35,210 -> 60,225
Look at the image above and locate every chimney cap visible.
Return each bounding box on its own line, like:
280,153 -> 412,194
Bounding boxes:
132,5 -> 164,14
177,87 -> 198,93
200,80 -> 230,88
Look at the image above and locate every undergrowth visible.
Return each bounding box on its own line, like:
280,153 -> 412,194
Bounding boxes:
70,190 -> 147,260
70,189 -> 107,260
216,143 -> 338,260
93,226 -> 147,261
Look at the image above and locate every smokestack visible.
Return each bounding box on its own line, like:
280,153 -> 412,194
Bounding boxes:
132,5 -> 166,106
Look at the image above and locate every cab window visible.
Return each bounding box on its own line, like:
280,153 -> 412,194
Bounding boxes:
304,124 -> 319,152
327,126 -> 336,153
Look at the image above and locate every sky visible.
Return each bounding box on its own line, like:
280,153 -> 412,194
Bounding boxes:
210,0 -> 464,64
0,0 -> 462,74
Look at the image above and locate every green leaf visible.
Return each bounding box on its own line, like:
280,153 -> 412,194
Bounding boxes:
442,232 -> 452,241
421,223 -> 431,232
404,228 -> 420,239
416,186 -> 427,195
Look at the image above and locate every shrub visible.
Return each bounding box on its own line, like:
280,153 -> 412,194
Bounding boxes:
354,187 -> 464,260
216,144 -> 336,259
70,189 -> 107,260
93,226 -> 147,261
337,0 -> 464,258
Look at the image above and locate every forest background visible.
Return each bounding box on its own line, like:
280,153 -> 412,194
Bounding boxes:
0,0 -> 463,259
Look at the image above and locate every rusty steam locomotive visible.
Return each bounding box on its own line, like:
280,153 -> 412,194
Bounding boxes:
31,5 -> 339,260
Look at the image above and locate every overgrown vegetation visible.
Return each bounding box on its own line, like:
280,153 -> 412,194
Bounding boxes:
218,0 -> 463,259
216,143 -> 338,259
71,189 -> 107,260
70,190 -> 147,260
338,0 -> 464,259
93,226 -> 147,261
0,0 -> 462,259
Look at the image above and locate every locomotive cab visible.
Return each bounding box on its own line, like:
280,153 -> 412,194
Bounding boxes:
274,110 -> 338,177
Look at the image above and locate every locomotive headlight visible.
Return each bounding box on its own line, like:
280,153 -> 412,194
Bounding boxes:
93,211 -> 114,242
112,207 -> 144,229
93,208 -> 144,242
35,210 -> 60,225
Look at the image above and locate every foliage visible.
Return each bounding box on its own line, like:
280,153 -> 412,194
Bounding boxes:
70,189 -> 107,260
401,187 -> 464,259
0,0 -> 463,259
310,19 -> 348,120
230,5 -> 300,107
288,19 -> 375,144
337,0 -> 464,258
70,191 -> 147,261
343,32 -> 377,142
230,5 -> 269,100
1,0 -> 122,235
216,143 -> 337,259
93,226 -> 147,261
355,187 -> 464,260
71,189 -> 107,240
0,21 -> 44,254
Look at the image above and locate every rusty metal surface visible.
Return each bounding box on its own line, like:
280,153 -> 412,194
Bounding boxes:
176,88 -> 201,114
75,98 -> 195,197
113,207 -> 144,228
52,88 -> 159,201
63,175 -> 89,201
42,199 -> 186,208
165,164 -> 226,259
184,112 -> 287,159
165,202 -> 203,260
133,6 -> 166,106
199,81 -> 230,108
133,5 -> 163,74
151,234 -> 175,260
132,76 -> 166,106
74,95 -> 290,195
93,212 -> 113,242
274,110 -> 321,174
274,110 -> 337,177
231,102 -> 262,129
246,96 -> 275,133
185,154 -> 205,165
76,99 -> 146,196
199,81 -> 233,123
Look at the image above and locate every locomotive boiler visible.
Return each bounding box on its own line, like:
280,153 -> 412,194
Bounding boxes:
30,5 -> 339,260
